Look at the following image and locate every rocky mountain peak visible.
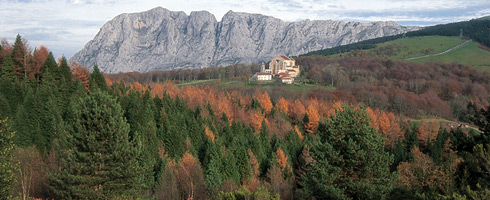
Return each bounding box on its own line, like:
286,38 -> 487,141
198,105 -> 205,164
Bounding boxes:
71,7 -> 419,73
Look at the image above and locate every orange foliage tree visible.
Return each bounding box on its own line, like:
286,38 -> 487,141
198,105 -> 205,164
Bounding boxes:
71,62 -> 90,91
250,110 -> 265,133
254,90 -> 273,115
245,149 -> 260,192
30,45 -> 49,80
276,97 -> 289,114
294,125 -> 304,141
176,152 -> 207,200
366,107 -> 403,148
304,104 -> 320,134
397,146 -> 450,194
378,112 -> 403,148
288,99 -> 305,121
416,119 -> 440,149
276,147 -> 289,172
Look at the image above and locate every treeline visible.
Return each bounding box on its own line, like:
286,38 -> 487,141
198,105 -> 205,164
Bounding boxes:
303,18 -> 490,57
106,63 -> 261,83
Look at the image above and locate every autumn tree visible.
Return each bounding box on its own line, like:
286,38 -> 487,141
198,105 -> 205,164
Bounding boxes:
276,97 -> 289,114
397,146 -> 450,194
289,99 -> 305,121
176,152 -> 207,200
304,104 -> 320,134
276,147 -> 289,173
417,119 -> 440,149
30,45 -> 49,81
250,110 -> 265,133
71,63 -> 90,91
245,149 -> 260,192
300,105 -> 395,199
367,107 -> 403,149
254,90 -> 273,115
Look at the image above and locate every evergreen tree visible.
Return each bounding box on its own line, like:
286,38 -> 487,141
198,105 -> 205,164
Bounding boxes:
474,105 -> 490,144
204,142 -> 225,193
48,91 -> 144,199
89,64 -> 108,92
0,118 -> 16,200
0,94 -> 10,120
40,52 -> 60,84
0,55 -> 22,114
11,34 -> 26,80
124,91 -> 159,192
59,56 -> 72,83
301,105 -> 395,200
0,55 -> 17,83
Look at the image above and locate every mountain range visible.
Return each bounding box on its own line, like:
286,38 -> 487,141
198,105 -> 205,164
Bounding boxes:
71,7 -> 418,73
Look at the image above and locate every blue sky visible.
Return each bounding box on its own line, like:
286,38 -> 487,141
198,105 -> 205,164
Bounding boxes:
1,0 -> 489,59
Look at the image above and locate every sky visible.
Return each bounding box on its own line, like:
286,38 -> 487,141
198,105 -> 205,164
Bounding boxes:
1,0 -> 489,59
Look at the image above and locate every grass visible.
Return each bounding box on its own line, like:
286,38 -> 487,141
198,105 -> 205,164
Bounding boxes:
408,41 -> 490,71
222,80 -> 335,91
370,36 -> 465,60
330,35 -> 490,71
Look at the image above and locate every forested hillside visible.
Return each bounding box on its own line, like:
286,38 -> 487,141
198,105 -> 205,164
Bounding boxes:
2,35 -> 490,200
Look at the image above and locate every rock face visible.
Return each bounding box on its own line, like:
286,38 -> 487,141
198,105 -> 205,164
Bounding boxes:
71,7 -> 418,73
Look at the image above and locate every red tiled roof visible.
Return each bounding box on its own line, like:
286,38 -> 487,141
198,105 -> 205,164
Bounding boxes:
276,72 -> 287,76
280,55 -> 293,60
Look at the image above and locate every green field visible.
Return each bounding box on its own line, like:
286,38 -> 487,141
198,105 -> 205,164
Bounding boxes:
408,41 -> 490,71
332,36 -> 490,70
222,80 -> 336,91
370,36 -> 465,60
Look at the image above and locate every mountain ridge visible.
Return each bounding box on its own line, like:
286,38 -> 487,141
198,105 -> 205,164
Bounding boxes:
71,7 -> 418,73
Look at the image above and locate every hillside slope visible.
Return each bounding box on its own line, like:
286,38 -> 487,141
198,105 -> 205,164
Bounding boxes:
303,18 -> 490,57
327,36 -> 490,70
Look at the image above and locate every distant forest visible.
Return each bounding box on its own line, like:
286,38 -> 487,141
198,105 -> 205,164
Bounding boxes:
1,31 -> 490,200
303,18 -> 490,57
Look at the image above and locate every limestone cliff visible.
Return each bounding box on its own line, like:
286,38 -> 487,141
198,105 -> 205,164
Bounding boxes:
71,7 -> 418,73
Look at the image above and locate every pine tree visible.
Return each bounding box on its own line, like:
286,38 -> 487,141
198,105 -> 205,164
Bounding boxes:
11,34 -> 27,80
0,94 -> 10,120
124,91 -> 159,192
301,105 -> 395,200
40,52 -> 60,84
0,118 -> 16,200
58,56 -> 72,83
0,55 -> 22,114
48,91 -> 144,199
0,55 -> 17,83
89,64 -> 108,92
